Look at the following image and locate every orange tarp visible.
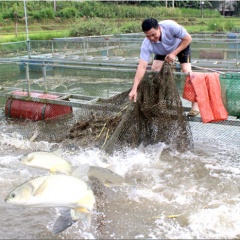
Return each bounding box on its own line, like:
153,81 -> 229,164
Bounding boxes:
183,72 -> 228,123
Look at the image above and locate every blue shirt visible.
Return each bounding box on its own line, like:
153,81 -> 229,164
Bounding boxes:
140,20 -> 188,62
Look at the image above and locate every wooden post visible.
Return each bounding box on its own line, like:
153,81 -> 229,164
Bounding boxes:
14,11 -> 18,37
54,0 -> 56,12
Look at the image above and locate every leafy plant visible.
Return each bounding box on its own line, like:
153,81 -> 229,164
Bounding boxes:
70,18 -> 114,37
0,13 -> 3,23
207,20 -> 224,32
31,8 -> 54,20
77,2 -> 97,18
224,19 -> 236,31
57,7 -> 77,19
119,22 -> 141,33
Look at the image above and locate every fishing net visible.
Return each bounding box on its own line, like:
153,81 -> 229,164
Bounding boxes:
67,62 -> 193,153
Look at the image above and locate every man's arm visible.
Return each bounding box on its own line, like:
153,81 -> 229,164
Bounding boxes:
128,59 -> 148,102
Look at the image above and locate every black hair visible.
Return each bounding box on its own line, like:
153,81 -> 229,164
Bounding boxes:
142,18 -> 159,32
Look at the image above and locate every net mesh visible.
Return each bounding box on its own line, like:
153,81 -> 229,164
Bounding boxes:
67,62 -> 193,153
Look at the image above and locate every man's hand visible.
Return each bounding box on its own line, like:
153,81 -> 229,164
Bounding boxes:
128,89 -> 137,102
129,59 -> 148,102
165,53 -> 176,63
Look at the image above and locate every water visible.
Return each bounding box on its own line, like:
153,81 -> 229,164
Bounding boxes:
1,112 -> 240,239
0,61 -> 240,239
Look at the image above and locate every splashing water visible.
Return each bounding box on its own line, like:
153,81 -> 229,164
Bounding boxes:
1,128 -> 240,239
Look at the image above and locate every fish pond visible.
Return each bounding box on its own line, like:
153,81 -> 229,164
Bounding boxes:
0,45 -> 240,239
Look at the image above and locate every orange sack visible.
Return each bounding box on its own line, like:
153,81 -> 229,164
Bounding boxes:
183,75 -> 197,102
183,72 -> 228,123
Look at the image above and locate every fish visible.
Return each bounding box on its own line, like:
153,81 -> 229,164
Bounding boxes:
20,149 -> 72,175
71,164 -> 127,187
71,163 -> 128,187
4,174 -> 95,234
21,148 -> 127,187
52,207 -> 90,234
87,165 -> 127,187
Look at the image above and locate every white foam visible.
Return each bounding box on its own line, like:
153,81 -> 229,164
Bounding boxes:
0,132 -> 56,151
188,204 -> 240,239
127,188 -> 168,203
66,142 -> 167,177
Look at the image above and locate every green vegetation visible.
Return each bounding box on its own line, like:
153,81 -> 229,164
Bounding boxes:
0,1 -> 239,44
0,1 -> 222,20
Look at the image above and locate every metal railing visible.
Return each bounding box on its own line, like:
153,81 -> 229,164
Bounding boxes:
1,33 -> 240,65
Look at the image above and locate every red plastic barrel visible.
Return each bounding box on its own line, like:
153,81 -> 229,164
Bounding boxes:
5,91 -> 73,121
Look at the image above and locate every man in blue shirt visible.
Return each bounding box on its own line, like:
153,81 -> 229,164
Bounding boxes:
128,18 -> 199,117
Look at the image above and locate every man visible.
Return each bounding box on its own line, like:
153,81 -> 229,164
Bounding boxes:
128,18 -> 199,117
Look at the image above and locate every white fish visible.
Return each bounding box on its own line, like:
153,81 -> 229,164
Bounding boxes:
20,149 -> 72,175
73,164 -> 128,187
5,174 -> 95,234
88,166 -> 125,187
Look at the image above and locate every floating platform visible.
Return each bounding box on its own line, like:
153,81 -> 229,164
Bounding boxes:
5,91 -> 73,121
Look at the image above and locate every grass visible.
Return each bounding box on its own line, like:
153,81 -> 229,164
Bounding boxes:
1,17 -> 240,44
1,30 -> 70,41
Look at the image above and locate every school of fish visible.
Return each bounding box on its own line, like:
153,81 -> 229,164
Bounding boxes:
4,149 -> 127,234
